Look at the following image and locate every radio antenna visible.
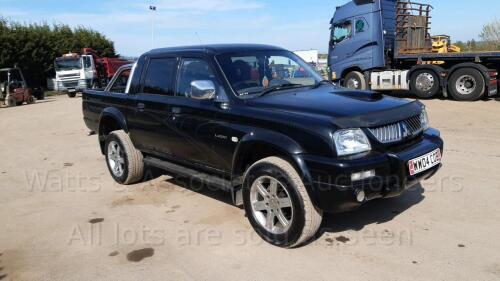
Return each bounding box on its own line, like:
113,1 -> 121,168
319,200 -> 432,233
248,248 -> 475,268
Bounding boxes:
195,32 -> 203,44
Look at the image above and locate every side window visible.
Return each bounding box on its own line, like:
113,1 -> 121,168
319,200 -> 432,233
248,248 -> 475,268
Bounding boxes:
109,69 -> 130,94
176,58 -> 217,97
83,57 -> 92,69
143,58 -> 177,95
332,20 -> 353,44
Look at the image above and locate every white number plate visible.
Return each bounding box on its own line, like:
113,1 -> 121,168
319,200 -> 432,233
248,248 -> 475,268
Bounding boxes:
408,149 -> 441,176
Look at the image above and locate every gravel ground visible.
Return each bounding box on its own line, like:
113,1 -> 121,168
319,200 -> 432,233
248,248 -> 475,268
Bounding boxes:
0,95 -> 499,281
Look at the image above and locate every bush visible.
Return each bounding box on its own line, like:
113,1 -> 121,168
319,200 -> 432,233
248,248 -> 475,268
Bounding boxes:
0,17 -> 116,87
480,19 -> 500,51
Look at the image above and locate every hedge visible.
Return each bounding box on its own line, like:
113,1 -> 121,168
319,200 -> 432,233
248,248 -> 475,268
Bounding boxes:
0,17 -> 117,87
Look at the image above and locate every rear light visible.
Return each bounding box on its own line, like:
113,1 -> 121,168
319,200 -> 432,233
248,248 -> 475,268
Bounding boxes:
488,71 -> 498,78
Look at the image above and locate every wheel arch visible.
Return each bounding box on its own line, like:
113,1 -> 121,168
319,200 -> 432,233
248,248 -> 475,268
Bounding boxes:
447,62 -> 491,84
408,65 -> 446,87
98,107 -> 128,154
231,131 -> 317,208
341,66 -> 364,80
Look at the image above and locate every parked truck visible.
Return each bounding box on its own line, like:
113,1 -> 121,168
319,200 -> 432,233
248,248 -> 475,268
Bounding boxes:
54,48 -> 130,97
328,0 -> 500,101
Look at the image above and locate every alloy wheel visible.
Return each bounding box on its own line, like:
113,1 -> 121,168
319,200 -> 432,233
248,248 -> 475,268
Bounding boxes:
107,140 -> 125,177
249,176 -> 294,234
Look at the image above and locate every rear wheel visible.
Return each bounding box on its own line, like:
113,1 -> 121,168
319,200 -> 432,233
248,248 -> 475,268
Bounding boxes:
7,95 -> 17,107
104,130 -> 144,185
448,68 -> 485,101
242,156 -> 323,248
410,69 -> 440,98
343,71 -> 367,90
34,89 -> 45,100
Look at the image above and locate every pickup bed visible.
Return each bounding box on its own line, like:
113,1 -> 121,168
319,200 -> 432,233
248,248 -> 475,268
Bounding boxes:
83,44 -> 444,248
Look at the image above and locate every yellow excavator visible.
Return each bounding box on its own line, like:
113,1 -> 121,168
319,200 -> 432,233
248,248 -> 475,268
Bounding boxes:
430,35 -> 461,64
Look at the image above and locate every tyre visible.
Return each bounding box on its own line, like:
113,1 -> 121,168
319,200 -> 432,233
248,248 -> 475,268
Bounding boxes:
343,71 -> 367,90
7,95 -> 17,107
104,130 -> 144,185
68,92 -> 77,98
410,69 -> 440,98
27,95 -> 35,104
448,68 -> 485,101
242,156 -> 323,248
35,89 -> 45,100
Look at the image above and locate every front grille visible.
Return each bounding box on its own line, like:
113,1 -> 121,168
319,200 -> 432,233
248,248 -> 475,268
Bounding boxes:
368,114 -> 422,144
59,73 -> 80,79
62,81 -> 78,88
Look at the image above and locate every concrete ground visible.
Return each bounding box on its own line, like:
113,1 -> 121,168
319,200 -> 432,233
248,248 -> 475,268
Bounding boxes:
0,95 -> 499,281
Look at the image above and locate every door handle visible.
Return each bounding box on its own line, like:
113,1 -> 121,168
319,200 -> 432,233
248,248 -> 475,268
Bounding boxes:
137,103 -> 145,111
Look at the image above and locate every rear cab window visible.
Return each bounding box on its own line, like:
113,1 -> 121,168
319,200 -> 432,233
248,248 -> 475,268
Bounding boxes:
141,57 -> 178,96
109,68 -> 131,94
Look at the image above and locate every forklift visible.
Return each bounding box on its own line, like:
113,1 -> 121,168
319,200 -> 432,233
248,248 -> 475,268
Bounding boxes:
0,67 -> 43,107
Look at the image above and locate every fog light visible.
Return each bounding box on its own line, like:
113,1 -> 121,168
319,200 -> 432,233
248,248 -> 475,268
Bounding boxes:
351,170 -> 375,182
356,190 -> 366,203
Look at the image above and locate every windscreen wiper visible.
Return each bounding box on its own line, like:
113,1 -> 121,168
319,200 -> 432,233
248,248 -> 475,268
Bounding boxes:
258,83 -> 305,97
312,80 -> 331,89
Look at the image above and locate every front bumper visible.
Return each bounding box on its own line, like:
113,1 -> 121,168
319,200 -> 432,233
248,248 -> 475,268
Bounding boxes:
303,128 -> 443,213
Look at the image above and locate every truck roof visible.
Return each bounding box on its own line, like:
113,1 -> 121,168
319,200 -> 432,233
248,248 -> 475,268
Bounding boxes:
145,44 -> 286,56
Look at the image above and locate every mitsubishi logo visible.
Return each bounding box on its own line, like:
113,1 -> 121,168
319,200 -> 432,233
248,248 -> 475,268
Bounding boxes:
400,122 -> 411,138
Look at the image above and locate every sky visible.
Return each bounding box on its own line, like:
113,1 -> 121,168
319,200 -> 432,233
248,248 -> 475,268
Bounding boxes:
1,0 -> 499,57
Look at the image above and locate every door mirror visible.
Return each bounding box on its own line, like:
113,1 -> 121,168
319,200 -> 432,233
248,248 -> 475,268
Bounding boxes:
190,80 -> 216,100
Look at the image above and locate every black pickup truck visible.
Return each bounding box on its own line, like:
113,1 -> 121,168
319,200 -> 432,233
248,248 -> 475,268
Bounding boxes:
82,44 -> 443,248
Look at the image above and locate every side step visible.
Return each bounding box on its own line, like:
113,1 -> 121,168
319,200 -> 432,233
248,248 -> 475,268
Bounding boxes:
144,157 -> 232,192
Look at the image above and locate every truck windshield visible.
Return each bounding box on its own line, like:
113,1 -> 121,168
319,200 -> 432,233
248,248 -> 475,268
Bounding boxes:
217,50 -> 322,98
55,58 -> 82,71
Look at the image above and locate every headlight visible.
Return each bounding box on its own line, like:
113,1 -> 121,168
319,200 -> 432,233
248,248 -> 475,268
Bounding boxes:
420,108 -> 429,130
333,128 -> 371,156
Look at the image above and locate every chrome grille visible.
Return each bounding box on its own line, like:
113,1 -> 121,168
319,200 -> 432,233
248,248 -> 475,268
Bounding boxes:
368,115 -> 423,143
62,81 -> 78,88
59,73 -> 80,78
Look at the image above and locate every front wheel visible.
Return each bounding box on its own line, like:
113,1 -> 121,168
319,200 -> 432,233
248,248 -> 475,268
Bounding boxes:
343,71 -> 367,90
104,130 -> 144,185
7,95 -> 17,107
448,68 -> 485,101
410,69 -> 440,98
242,157 -> 323,248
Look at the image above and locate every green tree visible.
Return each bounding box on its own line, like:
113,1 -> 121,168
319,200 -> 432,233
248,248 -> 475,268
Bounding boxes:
0,17 -> 117,87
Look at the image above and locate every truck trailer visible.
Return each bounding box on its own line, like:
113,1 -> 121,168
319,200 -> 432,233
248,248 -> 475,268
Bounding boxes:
328,0 -> 500,101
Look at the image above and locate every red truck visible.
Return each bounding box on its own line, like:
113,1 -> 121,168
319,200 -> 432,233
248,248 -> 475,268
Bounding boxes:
54,48 -> 131,97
